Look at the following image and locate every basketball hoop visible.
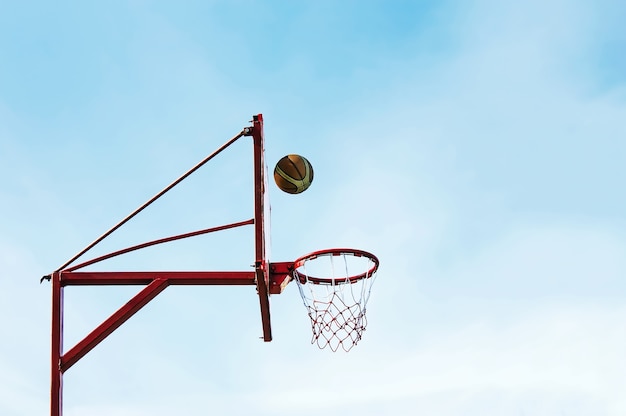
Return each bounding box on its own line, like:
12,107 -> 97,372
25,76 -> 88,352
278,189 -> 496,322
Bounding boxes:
292,248 -> 379,352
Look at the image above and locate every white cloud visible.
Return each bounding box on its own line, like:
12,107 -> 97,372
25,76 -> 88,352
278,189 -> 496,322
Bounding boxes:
255,303 -> 626,416
434,222 -> 626,299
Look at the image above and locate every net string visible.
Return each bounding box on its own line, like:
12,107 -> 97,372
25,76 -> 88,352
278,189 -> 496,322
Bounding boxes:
295,253 -> 377,352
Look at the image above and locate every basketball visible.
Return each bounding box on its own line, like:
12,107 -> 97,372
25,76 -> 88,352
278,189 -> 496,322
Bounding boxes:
273,154 -> 314,194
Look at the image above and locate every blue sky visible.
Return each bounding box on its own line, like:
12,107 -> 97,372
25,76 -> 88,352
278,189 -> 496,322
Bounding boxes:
1,0 -> 626,415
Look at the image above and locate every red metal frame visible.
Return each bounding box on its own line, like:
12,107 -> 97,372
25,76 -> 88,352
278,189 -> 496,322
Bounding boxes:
48,115 -> 294,416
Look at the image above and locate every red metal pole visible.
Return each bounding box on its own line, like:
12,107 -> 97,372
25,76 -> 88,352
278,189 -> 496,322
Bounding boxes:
250,114 -> 272,341
51,272 -> 63,416
60,270 -> 256,286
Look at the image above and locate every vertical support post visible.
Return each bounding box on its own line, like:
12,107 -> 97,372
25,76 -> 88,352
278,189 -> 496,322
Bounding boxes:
251,114 -> 272,341
51,272 -> 63,416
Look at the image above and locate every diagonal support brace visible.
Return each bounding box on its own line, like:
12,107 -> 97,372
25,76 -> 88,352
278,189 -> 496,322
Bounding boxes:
60,278 -> 170,372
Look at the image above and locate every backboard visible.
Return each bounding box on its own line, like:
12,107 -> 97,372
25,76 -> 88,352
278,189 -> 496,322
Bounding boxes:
246,114 -> 272,341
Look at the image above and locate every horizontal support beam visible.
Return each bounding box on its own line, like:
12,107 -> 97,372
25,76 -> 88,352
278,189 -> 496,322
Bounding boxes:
60,271 -> 257,286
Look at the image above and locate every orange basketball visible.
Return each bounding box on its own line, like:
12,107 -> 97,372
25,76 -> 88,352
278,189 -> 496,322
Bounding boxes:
274,154 -> 314,194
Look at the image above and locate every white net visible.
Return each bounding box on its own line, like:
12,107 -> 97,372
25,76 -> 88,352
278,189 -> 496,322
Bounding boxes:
293,250 -> 378,352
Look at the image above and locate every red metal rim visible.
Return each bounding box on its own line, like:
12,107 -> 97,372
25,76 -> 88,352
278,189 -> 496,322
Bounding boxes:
292,248 -> 379,285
